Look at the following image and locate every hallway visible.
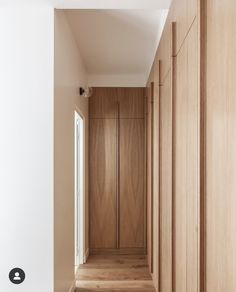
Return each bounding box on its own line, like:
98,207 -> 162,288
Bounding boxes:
76,255 -> 155,291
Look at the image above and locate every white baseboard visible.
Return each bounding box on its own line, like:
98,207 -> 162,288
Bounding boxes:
84,248 -> 89,263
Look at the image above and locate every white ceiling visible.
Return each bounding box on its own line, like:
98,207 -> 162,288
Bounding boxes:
65,9 -> 169,86
55,0 -> 171,9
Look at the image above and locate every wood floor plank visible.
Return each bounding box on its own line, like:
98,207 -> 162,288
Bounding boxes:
78,263 -> 149,269
76,280 -> 155,289
76,287 -> 155,292
76,255 -> 155,292
78,269 -> 152,281
85,254 -> 147,261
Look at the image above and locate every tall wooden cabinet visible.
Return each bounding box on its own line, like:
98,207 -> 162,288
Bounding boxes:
174,19 -> 199,292
146,0 -> 200,290
89,119 -> 117,248
120,119 -> 145,248
89,88 -> 145,253
146,0 -> 236,291
206,1 -> 236,291
159,69 -> 173,292
146,78 -> 154,273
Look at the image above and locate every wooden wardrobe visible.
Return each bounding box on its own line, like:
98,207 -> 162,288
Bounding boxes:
89,87 -> 146,254
146,0 -> 200,290
146,0 -> 236,291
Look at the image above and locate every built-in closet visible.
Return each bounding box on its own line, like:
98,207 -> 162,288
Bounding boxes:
89,88 -> 146,254
146,0 -> 200,291
146,0 -> 236,291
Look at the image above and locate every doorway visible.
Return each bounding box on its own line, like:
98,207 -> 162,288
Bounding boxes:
74,110 -> 85,267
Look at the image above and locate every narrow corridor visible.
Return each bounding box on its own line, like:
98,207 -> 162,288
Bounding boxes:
76,255 -> 155,291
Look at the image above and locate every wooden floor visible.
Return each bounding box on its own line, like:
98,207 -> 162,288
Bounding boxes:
75,254 -> 155,291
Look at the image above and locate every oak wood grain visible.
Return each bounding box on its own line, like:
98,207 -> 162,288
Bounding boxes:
159,69 -> 172,292
153,60 -> 160,291
157,22 -> 172,85
171,0 -> 197,55
90,248 -> 146,256
146,79 -> 154,273
89,88 -> 118,118
206,0 -> 236,291
186,19 -> 199,292
76,255 -> 155,291
119,119 -> 145,248
146,66 -> 154,274
174,19 -> 199,292
89,119 -> 117,248
118,88 -> 145,119
89,87 -> 145,252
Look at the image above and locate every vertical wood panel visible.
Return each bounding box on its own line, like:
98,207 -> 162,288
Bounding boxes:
118,88 -> 145,118
151,83 -> 154,273
147,84 -> 154,271
152,60 -> 160,291
120,119 -> 145,248
172,0 -> 188,55
159,70 -> 172,292
206,1 -> 236,291
89,88 -> 145,253
174,19 -> 199,292
175,30 -> 188,292
89,88 -> 117,118
158,22 -> 172,84
187,0 -> 197,29
146,82 -> 154,273
116,102 -> 120,248
171,0 -> 197,55
186,20 -> 199,292
89,119 -> 117,248
146,66 -> 154,272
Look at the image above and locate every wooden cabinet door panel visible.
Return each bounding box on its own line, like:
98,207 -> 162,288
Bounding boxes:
174,19 -> 199,292
171,0 -> 197,55
146,83 -> 153,271
118,88 -> 144,119
206,1 -> 236,291
89,88 -> 118,118
186,20 -> 199,292
119,119 -> 145,248
89,119 -> 117,248
158,21 -> 172,85
175,35 -> 188,292
159,70 -> 172,292
152,63 -> 160,288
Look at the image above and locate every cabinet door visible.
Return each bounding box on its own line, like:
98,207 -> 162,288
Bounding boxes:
146,82 -> 154,272
175,35 -> 188,292
159,70 -> 172,292
89,88 -> 118,118
118,88 -> 144,118
206,1 -> 236,291
152,64 -> 160,289
171,0 -> 197,55
89,119 -> 117,248
119,119 -> 145,248
158,21 -> 172,85
174,19 -> 199,292
185,20 -> 199,292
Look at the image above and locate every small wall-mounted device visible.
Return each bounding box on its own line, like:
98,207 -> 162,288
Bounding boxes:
79,87 -> 93,98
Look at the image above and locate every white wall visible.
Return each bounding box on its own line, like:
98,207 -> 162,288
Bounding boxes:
88,73 -> 147,87
54,10 -> 88,292
0,1 -> 54,292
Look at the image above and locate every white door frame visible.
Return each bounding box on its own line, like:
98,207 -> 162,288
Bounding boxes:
74,110 -> 85,266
